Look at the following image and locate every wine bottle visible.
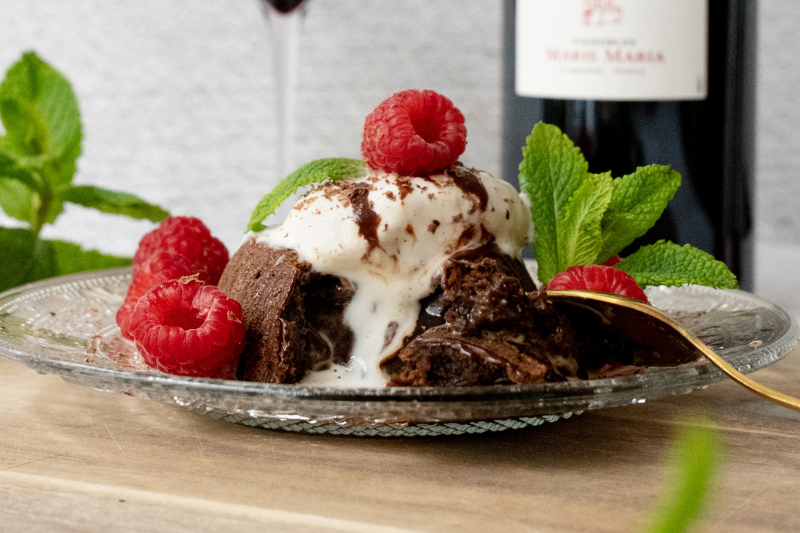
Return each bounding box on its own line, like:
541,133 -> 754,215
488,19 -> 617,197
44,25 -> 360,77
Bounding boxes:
502,0 -> 756,290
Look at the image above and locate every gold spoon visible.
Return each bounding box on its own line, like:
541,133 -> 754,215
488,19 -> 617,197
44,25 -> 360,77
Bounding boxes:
547,290 -> 800,413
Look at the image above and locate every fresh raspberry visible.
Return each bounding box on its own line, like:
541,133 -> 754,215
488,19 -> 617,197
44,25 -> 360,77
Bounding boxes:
117,253 -> 213,340
361,89 -> 467,176
547,265 -> 649,303
129,278 -> 245,379
602,255 -> 622,267
133,216 -> 228,284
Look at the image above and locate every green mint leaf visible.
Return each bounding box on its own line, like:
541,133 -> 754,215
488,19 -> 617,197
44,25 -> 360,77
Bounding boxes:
557,172 -> 613,270
64,185 -> 169,222
247,158 -> 366,232
0,149 -> 66,225
519,122 -> 591,284
0,180 -> 39,223
0,151 -> 39,190
34,239 -> 132,279
0,227 -> 38,292
0,180 -> 64,226
618,241 -> 738,289
0,98 -> 50,156
0,52 -> 81,186
0,227 -> 131,292
598,165 -> 681,263
642,420 -> 721,533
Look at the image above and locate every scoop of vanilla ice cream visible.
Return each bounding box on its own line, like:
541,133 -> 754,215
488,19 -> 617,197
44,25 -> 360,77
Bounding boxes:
256,164 -> 532,387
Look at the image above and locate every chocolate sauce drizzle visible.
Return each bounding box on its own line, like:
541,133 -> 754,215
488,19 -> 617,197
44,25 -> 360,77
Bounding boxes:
447,163 -> 489,211
350,182 -> 383,259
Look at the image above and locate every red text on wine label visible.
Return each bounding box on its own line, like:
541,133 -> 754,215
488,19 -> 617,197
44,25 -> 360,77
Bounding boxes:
545,48 -> 666,64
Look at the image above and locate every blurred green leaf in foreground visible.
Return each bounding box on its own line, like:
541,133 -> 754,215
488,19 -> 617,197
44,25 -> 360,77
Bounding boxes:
642,419 -> 722,533
0,52 -> 168,293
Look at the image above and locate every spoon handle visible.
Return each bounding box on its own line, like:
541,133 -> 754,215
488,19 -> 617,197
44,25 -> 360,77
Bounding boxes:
688,336 -> 800,413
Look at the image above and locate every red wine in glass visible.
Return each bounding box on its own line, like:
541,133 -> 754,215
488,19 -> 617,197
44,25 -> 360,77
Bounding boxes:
263,0 -> 307,14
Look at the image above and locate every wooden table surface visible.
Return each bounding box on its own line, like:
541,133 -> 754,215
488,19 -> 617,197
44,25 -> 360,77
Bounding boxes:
1,350 -> 799,533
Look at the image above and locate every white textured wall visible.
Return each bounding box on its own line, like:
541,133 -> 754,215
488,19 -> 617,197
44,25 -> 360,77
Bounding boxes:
0,0 -> 798,258
756,0 -> 800,243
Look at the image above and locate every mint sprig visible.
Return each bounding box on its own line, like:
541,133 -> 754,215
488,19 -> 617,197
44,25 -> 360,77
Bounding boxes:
518,122 -> 736,289
618,241 -> 738,289
0,52 -> 169,292
247,157 -> 366,232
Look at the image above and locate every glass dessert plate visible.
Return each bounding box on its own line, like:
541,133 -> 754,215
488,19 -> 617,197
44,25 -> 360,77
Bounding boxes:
0,267 -> 797,437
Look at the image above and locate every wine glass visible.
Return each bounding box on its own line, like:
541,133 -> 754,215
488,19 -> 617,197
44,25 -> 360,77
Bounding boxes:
257,0 -> 309,179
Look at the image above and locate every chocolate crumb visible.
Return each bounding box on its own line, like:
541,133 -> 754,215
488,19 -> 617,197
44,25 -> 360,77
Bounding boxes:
86,335 -> 102,355
428,220 -> 441,234
85,335 -> 103,363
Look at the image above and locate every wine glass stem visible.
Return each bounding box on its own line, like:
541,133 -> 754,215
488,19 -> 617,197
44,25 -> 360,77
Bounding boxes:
262,5 -> 305,179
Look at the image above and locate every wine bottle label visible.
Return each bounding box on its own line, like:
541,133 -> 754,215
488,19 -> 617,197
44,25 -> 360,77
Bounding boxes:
515,0 -> 708,100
